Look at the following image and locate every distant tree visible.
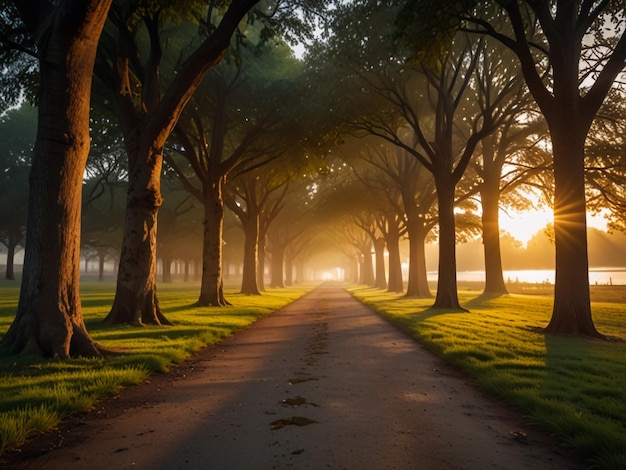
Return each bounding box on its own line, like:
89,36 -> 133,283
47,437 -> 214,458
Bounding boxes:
266,179 -> 312,288
169,37 -> 302,304
351,148 -> 408,292
81,115 -> 127,281
226,165 -> 288,294
357,142 -> 436,296
156,177 -> 199,283
350,35 -> 500,310
0,104 -> 35,280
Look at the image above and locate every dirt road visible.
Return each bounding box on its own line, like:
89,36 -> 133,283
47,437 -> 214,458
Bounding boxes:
5,285 -> 582,469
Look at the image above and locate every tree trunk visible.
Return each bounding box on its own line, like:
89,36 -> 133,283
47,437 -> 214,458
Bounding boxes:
545,122 -> 599,336
198,180 -> 229,306
405,220 -> 432,298
257,234 -> 266,292
481,182 -> 508,295
240,213 -> 261,295
161,249 -> 172,283
270,244 -> 286,288
0,0 -> 113,358
373,237 -> 387,289
105,144 -> 171,326
386,223 -> 403,293
98,252 -> 106,282
4,231 -> 18,280
284,250 -> 294,286
359,245 -> 375,286
432,178 -> 465,311
184,259 -> 190,282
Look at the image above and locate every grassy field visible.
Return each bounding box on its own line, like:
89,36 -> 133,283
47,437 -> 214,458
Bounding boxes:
0,281 -> 312,455
350,286 -> 626,469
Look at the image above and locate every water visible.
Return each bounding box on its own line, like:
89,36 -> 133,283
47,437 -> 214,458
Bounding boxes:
427,268 -> 626,285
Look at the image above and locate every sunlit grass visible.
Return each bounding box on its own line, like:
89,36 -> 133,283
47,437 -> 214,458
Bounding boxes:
0,281 -> 312,455
350,286 -> 626,469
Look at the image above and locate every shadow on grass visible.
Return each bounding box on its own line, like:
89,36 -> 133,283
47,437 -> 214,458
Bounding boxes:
161,302 -> 201,314
465,292 -> 509,309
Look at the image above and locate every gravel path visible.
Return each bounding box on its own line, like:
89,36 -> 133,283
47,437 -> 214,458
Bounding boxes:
4,285 -> 583,469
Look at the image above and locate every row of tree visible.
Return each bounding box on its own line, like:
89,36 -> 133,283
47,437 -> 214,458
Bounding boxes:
303,0 -> 626,338
1,0 -> 626,360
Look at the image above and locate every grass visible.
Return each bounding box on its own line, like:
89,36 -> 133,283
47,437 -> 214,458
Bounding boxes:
0,281 -> 311,455
349,286 -> 626,469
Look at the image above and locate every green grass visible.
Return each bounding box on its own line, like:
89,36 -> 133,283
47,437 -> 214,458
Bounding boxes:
349,287 -> 626,469
0,281 -> 311,455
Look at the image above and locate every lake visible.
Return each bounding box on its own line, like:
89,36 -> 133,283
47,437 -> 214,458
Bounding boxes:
427,268 -> 626,286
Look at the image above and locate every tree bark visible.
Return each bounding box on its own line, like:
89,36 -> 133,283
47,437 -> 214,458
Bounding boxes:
373,237 -> 387,289
105,143 -> 170,326
240,212 -> 261,295
1,0 -> 112,357
198,179 -> 229,306
432,177 -> 466,311
405,219 -> 432,298
386,221 -> 403,293
545,121 -> 599,336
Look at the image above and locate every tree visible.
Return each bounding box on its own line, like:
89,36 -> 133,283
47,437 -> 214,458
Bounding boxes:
349,34 -> 499,310
464,32 -> 546,295
226,165 -> 288,294
97,0 -> 261,326
81,116 -> 127,281
458,1 -> 626,335
354,143 -> 437,298
265,176 -> 314,288
0,104 -> 35,280
1,0 -> 114,357
169,36 -> 302,305
350,148 -> 408,292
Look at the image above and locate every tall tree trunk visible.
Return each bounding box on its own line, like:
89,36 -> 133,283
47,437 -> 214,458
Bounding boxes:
432,178 -> 465,310
405,220 -> 432,298
270,244 -> 285,288
105,144 -> 170,326
373,237 -> 387,289
240,213 -> 261,295
1,0 -> 113,358
386,223 -> 403,293
545,123 -> 599,336
198,179 -> 229,306
481,182 -> 508,295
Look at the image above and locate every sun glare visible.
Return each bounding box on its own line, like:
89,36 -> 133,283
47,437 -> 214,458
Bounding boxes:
500,207 -> 608,247
500,208 -> 553,247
